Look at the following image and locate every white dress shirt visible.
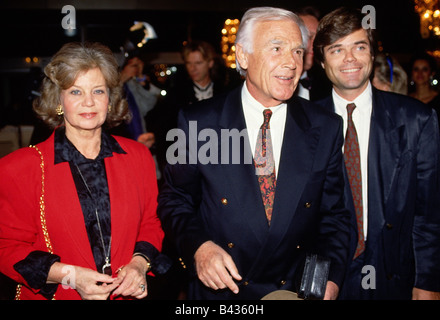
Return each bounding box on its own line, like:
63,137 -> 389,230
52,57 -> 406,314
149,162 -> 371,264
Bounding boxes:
241,82 -> 287,177
333,82 -> 373,239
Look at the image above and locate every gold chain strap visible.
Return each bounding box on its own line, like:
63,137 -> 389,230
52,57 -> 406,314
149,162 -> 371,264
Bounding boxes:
15,145 -> 55,300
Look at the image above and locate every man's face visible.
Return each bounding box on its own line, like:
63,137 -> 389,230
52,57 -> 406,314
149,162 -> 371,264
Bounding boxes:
123,57 -> 144,78
299,14 -> 319,72
321,29 -> 374,100
184,51 -> 213,85
236,19 -> 304,107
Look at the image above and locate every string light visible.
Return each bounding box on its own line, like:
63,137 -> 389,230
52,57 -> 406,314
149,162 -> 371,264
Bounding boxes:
415,0 -> 440,38
221,18 -> 240,69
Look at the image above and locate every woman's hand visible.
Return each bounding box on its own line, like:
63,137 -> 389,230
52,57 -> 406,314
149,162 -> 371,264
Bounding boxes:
48,262 -> 119,300
137,132 -> 155,149
111,255 -> 149,299
73,266 -> 120,300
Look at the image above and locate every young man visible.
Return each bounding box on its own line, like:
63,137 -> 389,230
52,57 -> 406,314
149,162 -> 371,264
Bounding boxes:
314,7 -> 440,299
158,7 -> 350,300
181,41 -> 222,103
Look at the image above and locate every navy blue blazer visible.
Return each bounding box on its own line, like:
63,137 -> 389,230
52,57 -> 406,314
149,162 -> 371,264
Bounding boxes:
158,85 -> 351,299
317,88 -> 440,299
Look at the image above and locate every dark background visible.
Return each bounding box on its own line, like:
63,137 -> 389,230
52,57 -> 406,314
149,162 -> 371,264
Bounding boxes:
0,0 -> 427,58
0,0 -> 431,127
0,0 -> 436,129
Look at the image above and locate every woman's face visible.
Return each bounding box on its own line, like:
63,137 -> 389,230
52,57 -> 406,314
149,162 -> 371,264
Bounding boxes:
412,59 -> 432,85
60,67 -> 109,135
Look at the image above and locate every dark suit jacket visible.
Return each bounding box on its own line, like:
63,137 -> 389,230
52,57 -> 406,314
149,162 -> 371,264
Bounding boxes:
158,85 -> 350,299
317,88 -> 440,299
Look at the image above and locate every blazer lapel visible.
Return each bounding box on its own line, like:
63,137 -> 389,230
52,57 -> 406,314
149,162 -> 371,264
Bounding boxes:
367,90 -> 405,243
262,98 -> 320,255
244,97 -> 321,280
49,161 -> 96,269
218,87 -> 269,245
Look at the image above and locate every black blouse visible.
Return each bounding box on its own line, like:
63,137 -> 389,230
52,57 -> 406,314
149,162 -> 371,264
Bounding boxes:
56,127 -> 124,274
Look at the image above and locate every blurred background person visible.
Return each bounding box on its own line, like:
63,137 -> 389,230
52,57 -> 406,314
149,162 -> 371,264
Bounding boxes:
118,52 -> 162,179
295,6 -> 332,101
408,52 -> 440,115
150,40 -> 232,186
372,53 -> 408,95
178,40 -> 228,105
0,42 -> 169,300
119,52 -> 160,149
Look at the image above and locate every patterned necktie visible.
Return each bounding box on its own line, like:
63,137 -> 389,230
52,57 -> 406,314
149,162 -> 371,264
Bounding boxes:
254,109 -> 276,224
344,103 -> 365,259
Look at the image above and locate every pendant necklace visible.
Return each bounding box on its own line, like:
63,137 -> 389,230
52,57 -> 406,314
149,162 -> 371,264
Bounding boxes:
75,163 -> 112,276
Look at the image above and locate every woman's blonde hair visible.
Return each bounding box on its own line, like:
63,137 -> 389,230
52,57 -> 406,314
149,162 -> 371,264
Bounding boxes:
33,42 -> 130,128
374,53 -> 408,95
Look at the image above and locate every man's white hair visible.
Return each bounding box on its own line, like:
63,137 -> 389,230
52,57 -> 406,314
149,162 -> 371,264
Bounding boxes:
235,7 -> 309,76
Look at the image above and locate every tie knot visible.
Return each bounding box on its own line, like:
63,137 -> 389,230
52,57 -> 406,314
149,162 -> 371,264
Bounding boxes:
346,103 -> 356,116
261,109 -> 273,129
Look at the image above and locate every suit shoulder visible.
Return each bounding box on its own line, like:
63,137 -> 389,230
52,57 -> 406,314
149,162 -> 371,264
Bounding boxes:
0,146 -> 42,181
0,146 -> 38,166
297,96 -> 342,125
375,90 -> 434,119
112,135 -> 151,156
181,90 -> 231,121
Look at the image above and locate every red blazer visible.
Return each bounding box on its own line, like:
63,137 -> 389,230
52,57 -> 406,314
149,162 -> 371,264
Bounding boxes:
0,132 -> 164,299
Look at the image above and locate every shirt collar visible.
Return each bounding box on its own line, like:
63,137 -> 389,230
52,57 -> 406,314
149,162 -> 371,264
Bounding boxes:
241,81 -> 286,115
333,81 -> 373,115
54,127 -> 126,165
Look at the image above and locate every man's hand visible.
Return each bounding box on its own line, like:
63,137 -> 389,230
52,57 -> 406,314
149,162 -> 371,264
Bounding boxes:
194,241 -> 242,294
412,287 -> 440,300
323,281 -> 339,300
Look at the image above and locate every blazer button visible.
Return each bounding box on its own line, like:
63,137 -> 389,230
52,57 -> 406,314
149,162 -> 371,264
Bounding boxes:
243,281 -> 249,286
221,198 -> 228,205
179,257 -> 187,269
228,242 -> 235,248
304,202 -> 312,208
280,280 -> 286,285
386,223 -> 393,230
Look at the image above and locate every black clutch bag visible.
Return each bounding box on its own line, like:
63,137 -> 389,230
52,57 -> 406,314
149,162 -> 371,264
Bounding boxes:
297,253 -> 330,300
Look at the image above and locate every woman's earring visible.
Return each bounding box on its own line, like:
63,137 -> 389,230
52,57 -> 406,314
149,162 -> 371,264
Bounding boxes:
108,105 -> 112,113
56,105 -> 64,116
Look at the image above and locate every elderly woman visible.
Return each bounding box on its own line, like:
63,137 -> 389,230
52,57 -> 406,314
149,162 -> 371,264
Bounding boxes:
0,42 -> 168,300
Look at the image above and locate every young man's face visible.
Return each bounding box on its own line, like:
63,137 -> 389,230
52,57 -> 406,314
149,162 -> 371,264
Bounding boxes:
184,51 -> 213,86
321,28 -> 374,100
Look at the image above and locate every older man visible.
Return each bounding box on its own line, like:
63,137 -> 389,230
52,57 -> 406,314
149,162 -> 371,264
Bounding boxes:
158,7 -> 350,300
